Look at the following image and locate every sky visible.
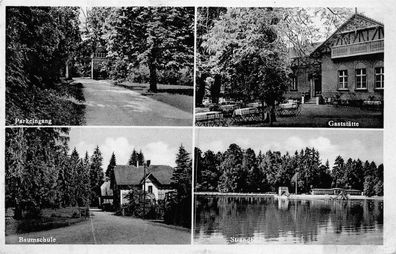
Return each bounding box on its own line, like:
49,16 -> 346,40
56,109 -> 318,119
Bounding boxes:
68,128 -> 192,168
195,129 -> 383,166
358,7 -> 385,23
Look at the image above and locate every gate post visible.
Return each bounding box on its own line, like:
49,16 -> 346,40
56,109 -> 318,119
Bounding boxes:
91,53 -> 94,79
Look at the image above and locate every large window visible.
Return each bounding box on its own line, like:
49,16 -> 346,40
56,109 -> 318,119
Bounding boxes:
148,185 -> 153,193
355,68 -> 367,89
338,70 -> 348,89
291,77 -> 297,90
375,67 -> 384,89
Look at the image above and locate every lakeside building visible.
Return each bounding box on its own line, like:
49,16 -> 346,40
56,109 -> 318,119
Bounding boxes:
311,188 -> 362,196
286,13 -> 384,104
100,165 -> 175,207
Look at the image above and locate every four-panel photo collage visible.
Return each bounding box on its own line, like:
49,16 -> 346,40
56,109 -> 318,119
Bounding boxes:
3,5 -> 386,249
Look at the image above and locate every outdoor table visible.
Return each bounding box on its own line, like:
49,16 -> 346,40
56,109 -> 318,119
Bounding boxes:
195,111 -> 227,126
229,107 -> 263,124
246,102 -> 262,108
363,100 -> 381,106
362,100 -> 382,111
277,101 -> 301,116
278,102 -> 298,109
233,107 -> 259,116
219,104 -> 238,116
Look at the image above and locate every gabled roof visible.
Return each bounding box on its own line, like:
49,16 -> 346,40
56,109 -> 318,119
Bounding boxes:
145,165 -> 174,186
114,165 -> 144,186
114,165 -> 174,186
311,13 -> 384,57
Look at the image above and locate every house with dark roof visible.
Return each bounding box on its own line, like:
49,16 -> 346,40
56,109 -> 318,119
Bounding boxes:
286,13 -> 384,104
103,164 -> 175,206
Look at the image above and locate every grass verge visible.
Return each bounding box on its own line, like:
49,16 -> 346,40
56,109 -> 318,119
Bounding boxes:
6,79 -> 86,125
5,207 -> 89,235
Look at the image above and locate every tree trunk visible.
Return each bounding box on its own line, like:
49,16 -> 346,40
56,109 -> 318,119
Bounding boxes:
148,46 -> 158,93
149,61 -> 157,93
261,99 -> 266,123
91,55 -> 94,79
196,73 -> 208,106
14,200 -> 22,219
268,105 -> 277,126
65,60 -> 70,79
211,74 -> 222,104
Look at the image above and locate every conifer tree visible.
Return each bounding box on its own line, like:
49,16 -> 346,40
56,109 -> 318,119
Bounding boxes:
68,148 -> 80,206
105,152 -> 117,189
137,150 -> 145,167
165,144 -> 192,228
171,145 -> 192,197
128,149 -> 138,166
90,146 -> 104,206
6,128 -> 70,218
331,156 -> 345,188
81,151 -> 91,206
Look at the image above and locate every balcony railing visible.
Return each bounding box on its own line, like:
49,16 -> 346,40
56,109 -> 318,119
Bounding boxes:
93,53 -> 107,59
331,39 -> 384,59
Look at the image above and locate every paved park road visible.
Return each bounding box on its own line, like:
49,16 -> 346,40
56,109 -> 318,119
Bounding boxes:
75,78 -> 192,126
6,210 -> 190,244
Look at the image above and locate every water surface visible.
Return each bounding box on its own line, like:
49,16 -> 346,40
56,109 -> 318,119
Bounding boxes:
194,195 -> 383,244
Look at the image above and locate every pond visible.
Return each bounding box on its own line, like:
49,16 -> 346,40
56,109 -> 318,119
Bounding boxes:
194,195 -> 383,244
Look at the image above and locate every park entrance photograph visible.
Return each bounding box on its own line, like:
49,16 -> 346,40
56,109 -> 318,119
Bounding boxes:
193,128 -> 383,244
6,6 -> 194,126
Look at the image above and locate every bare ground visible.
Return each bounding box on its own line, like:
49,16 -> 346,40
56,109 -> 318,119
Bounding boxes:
75,78 -> 192,126
6,209 -> 190,244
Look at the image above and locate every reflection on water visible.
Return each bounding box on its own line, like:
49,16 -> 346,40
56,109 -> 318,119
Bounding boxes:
194,195 -> 383,244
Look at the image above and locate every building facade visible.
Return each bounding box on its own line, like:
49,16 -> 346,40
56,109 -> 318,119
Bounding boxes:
108,164 -> 175,206
143,173 -> 174,200
100,179 -> 114,206
287,13 -> 384,104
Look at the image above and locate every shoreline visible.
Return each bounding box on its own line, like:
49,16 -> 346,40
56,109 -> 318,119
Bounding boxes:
194,192 -> 383,200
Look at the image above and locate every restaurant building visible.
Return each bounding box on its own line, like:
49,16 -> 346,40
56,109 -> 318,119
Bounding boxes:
287,13 -> 384,104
